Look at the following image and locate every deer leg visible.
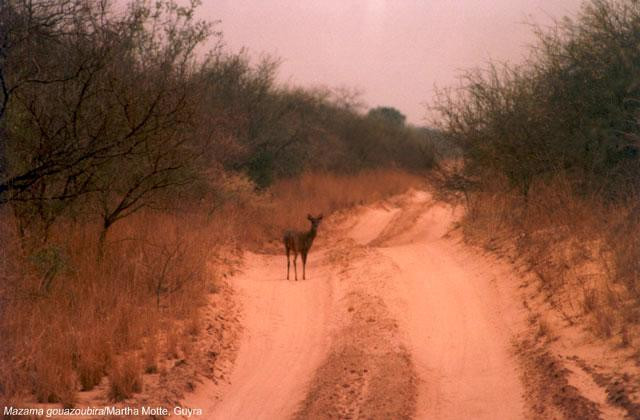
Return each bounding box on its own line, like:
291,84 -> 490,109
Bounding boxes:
302,252 -> 308,280
293,253 -> 298,281
286,248 -> 290,280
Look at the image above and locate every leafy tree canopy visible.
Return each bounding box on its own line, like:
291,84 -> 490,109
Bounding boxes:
367,106 -> 406,128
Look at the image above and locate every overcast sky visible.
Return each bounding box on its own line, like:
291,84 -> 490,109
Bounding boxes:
199,1 -> 584,125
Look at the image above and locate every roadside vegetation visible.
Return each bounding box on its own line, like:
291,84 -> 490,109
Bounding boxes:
0,0 -> 436,407
435,0 -> 640,345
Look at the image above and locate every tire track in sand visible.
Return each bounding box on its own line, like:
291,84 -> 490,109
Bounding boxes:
185,190 -> 527,419
294,236 -> 417,419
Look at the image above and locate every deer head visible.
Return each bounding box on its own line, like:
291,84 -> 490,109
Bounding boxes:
307,214 -> 323,229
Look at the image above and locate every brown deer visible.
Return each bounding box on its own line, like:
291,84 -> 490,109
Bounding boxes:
283,214 -> 323,280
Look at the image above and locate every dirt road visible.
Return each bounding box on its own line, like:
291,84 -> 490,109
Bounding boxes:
186,190 -> 527,419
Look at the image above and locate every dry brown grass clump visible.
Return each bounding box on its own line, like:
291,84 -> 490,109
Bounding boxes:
107,355 -> 143,402
460,175 -> 639,345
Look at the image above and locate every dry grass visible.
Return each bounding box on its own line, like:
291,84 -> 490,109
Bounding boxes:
460,175 -> 640,345
0,168 -> 424,407
206,169 -> 425,247
0,210 -> 214,407
535,317 -> 554,342
107,355 -> 143,402
142,340 -> 159,374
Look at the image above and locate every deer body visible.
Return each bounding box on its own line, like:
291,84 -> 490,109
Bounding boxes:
283,214 -> 323,280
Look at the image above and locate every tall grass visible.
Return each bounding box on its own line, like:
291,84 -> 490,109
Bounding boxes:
267,169 -> 424,233
459,176 -> 640,342
0,211 -> 214,407
207,169 -> 425,247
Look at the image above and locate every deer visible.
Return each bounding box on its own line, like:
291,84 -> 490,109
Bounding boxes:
283,214 -> 323,280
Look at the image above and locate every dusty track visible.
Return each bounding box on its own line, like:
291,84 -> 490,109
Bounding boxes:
184,190 -> 528,419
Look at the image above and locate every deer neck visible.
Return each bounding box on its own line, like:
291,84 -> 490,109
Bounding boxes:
306,226 -> 317,242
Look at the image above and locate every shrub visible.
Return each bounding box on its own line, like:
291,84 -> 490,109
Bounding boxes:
434,0 -> 640,199
107,356 -> 143,402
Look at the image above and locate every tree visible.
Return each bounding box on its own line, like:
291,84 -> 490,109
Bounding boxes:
0,0 -> 216,244
367,106 -> 406,128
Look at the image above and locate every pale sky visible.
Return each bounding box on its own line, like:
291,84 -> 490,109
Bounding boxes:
200,1 -> 584,125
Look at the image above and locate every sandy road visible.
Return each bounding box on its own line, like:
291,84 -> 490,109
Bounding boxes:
185,190 -> 526,419
368,194 -> 524,419
184,252 -> 335,419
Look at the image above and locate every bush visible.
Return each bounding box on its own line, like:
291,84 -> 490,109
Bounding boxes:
434,0 -> 640,199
